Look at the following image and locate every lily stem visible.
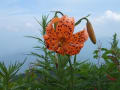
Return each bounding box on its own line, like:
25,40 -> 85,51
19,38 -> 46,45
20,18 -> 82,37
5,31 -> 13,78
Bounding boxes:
68,57 -> 74,90
75,14 -> 90,26
74,55 -> 77,65
51,11 -> 64,16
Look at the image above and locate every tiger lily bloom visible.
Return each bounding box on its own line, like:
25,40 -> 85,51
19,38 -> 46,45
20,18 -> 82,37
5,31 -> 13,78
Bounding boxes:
43,15 -> 88,55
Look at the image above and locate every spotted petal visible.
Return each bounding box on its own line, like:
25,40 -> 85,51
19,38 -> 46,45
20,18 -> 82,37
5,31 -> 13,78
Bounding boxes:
64,42 -> 84,55
56,16 -> 75,39
46,17 -> 60,35
44,35 -> 59,51
64,29 -> 88,55
69,29 -> 88,44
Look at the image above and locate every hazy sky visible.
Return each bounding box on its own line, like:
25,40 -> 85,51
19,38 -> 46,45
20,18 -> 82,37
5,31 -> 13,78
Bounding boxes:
0,0 -> 120,56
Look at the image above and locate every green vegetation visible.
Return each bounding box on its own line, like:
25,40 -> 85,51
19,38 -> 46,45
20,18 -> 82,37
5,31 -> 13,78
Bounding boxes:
0,15 -> 120,90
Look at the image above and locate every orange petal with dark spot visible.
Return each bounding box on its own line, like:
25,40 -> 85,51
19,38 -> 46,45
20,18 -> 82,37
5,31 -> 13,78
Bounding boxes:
64,43 -> 84,55
46,17 -> 60,35
69,29 -> 88,44
43,34 -> 59,51
50,17 -> 60,24
56,15 -> 74,39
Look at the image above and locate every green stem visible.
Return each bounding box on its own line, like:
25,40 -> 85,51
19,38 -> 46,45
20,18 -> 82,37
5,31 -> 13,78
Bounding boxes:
75,17 -> 88,26
68,57 -> 74,90
75,14 -> 90,26
51,11 -> 64,16
44,48 -> 48,62
54,11 -> 64,16
44,48 -> 48,82
74,55 -> 77,65
5,78 -> 9,90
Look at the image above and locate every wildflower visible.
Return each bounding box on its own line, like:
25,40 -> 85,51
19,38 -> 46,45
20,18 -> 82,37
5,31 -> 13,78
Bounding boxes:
44,15 -> 88,55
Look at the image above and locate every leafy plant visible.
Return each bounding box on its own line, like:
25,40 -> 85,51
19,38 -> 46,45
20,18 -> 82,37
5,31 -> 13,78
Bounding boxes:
1,11 -> 120,90
0,60 -> 25,90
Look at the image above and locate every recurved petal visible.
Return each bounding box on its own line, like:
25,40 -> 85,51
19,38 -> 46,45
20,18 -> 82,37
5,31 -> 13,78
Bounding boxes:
56,15 -> 75,39
50,17 -> 60,24
46,17 -> 60,35
64,29 -> 88,55
43,34 -> 59,51
46,23 -> 54,35
64,43 -> 84,55
69,29 -> 88,44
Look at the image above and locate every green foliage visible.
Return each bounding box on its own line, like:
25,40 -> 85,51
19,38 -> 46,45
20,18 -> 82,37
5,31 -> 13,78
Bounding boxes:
0,60 -> 25,90
27,14 -> 120,89
1,12 -> 120,90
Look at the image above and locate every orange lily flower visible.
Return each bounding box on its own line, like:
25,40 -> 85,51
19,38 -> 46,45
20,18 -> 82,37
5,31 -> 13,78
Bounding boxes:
44,15 -> 88,55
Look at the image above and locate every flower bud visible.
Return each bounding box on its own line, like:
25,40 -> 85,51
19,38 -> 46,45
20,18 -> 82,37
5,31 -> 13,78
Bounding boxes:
86,20 -> 96,44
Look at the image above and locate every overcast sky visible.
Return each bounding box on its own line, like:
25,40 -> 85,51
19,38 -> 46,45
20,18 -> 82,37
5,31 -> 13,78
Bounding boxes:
0,0 -> 120,56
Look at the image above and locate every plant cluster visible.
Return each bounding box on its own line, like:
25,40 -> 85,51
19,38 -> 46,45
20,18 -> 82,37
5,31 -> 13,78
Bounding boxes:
0,11 -> 120,90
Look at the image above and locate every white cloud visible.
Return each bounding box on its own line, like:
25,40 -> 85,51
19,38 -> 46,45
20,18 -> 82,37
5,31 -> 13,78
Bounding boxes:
91,10 -> 120,38
93,10 -> 120,24
105,10 -> 120,21
0,14 -> 40,31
